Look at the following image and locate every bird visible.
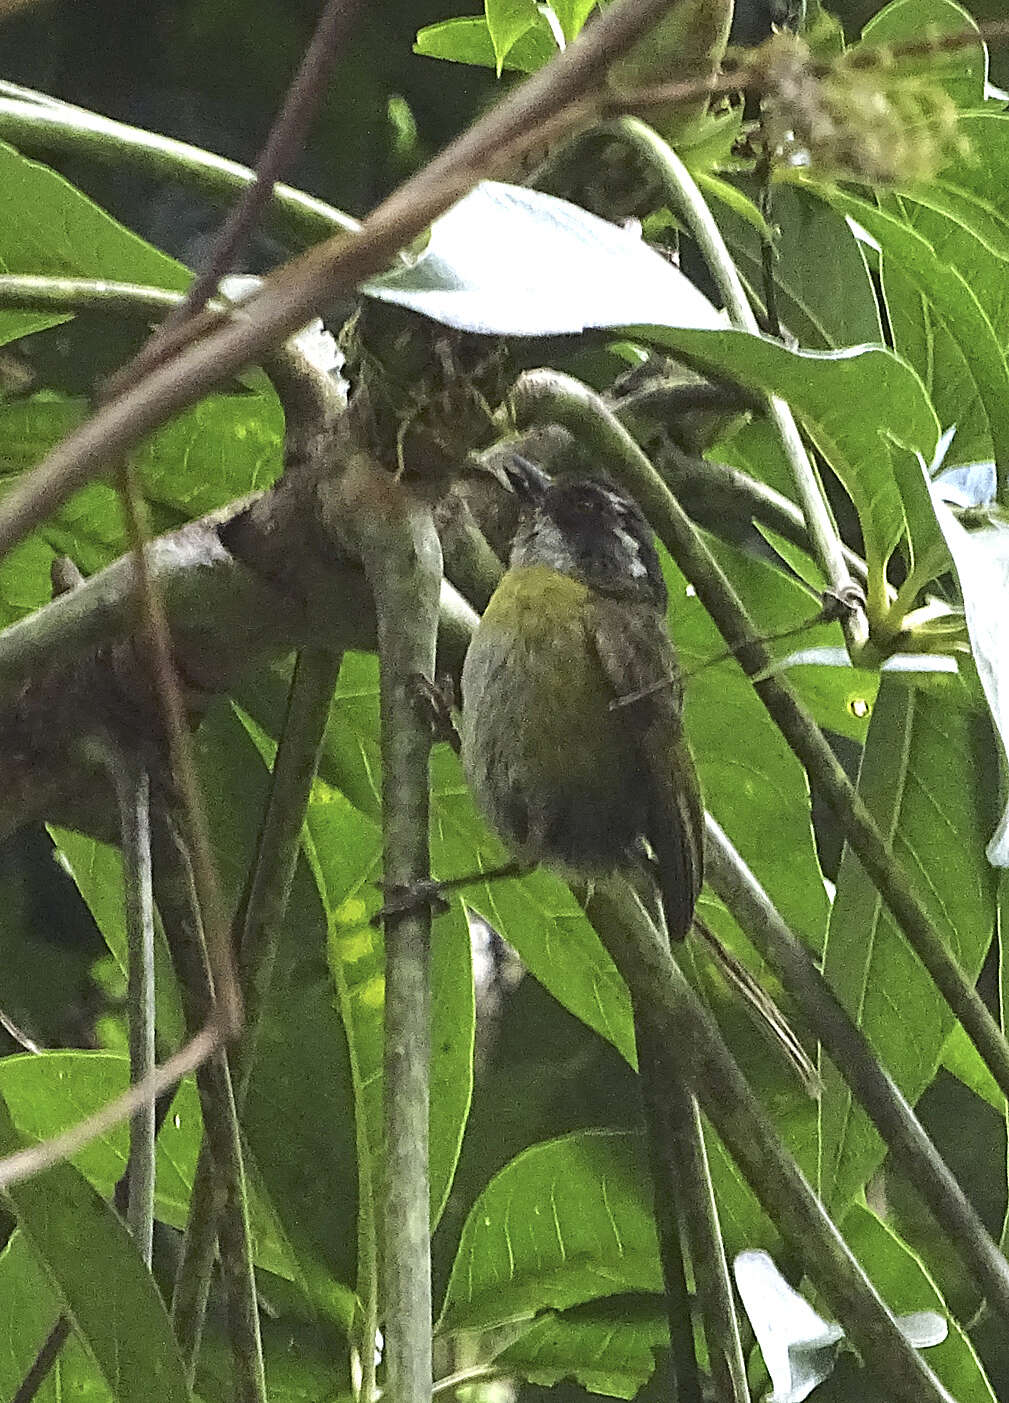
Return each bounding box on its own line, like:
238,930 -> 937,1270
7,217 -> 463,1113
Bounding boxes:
460,459 -> 703,943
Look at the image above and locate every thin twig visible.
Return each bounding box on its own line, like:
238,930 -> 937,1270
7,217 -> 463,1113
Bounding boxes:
508,368 -> 1009,1113
0,1008 -> 42,1054
152,814 -> 266,1402
675,1092 -> 750,1403
118,0 -> 364,393
113,755 -> 157,1264
117,463 -> 242,1037
635,1015 -> 703,1403
11,1318 -> 72,1403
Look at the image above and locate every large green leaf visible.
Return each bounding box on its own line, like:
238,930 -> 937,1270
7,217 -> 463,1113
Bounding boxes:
0,1051 -> 297,1279
820,678 -> 997,1212
638,329 -> 938,584
0,142 -> 187,288
714,183 -> 883,349
808,185 -> 1009,482
438,1130 -> 660,1332
0,1094 -> 192,1403
842,1203 -> 996,1403
0,389 -> 282,628
192,700 -> 359,1316
882,260 -> 993,468
305,766 -> 475,1230
0,1230 -> 112,1403
0,138 -> 188,350
495,1299 -> 667,1399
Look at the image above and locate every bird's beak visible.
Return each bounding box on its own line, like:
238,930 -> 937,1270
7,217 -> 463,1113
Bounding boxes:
480,450 -> 552,502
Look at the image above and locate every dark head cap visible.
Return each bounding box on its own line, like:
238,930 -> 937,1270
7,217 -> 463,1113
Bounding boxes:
512,472 -> 667,608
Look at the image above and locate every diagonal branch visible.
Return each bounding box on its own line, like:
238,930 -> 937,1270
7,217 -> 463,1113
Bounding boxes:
0,0 -> 707,562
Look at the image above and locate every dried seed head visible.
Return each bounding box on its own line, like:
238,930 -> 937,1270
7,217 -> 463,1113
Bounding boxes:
751,32 -> 969,185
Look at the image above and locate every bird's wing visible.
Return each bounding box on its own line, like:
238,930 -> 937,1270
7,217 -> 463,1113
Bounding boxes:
590,597 -> 703,942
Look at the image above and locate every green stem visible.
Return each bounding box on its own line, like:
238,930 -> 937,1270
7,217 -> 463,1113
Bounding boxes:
169,648 -> 343,1363
634,1012 -> 702,1403
704,815 -> 1009,1329
607,118 -> 868,655
352,463 -> 443,1403
672,1092 -> 749,1403
115,758 -> 157,1265
628,432 -> 870,590
588,881 -> 954,1403
152,814 -> 266,1403
0,89 -> 358,248
510,369 -> 1009,1118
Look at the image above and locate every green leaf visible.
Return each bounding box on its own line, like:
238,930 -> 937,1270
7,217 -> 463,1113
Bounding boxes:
548,0 -> 597,42
842,1204 -> 996,1403
438,1130 -> 660,1332
673,541 -> 833,942
934,508 -> 1009,864
940,1020 -> 1003,1113
495,1298 -> 666,1399
855,0 -> 986,109
193,700 -> 359,1317
49,828 -> 185,1048
364,181 -> 721,337
0,1092 -> 192,1403
714,183 -> 883,349
485,0 -> 539,73
637,328 -> 938,584
884,265 -> 993,469
308,768 -> 475,1229
0,388 -> 282,628
0,138 -> 188,350
0,1230 -> 111,1402
413,15 -> 558,72
0,142 -> 187,288
808,185 -> 1009,483
0,1051 -> 298,1280
820,678 -> 997,1212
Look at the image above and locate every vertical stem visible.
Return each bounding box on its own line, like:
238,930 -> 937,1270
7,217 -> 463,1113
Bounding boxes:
587,881 -> 955,1403
117,760 -> 157,1265
635,1015 -> 702,1403
170,647 -> 342,1364
153,814 -> 267,1403
675,1096 -> 750,1403
352,464 -> 443,1403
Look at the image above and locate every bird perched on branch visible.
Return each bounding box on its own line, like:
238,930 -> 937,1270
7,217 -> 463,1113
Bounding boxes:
460,459 -> 703,942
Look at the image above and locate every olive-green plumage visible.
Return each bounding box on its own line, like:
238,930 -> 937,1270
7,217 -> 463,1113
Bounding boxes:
460,471 -> 703,941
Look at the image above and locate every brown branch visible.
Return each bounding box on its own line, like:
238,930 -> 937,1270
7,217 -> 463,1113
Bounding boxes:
0,0 -> 690,562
